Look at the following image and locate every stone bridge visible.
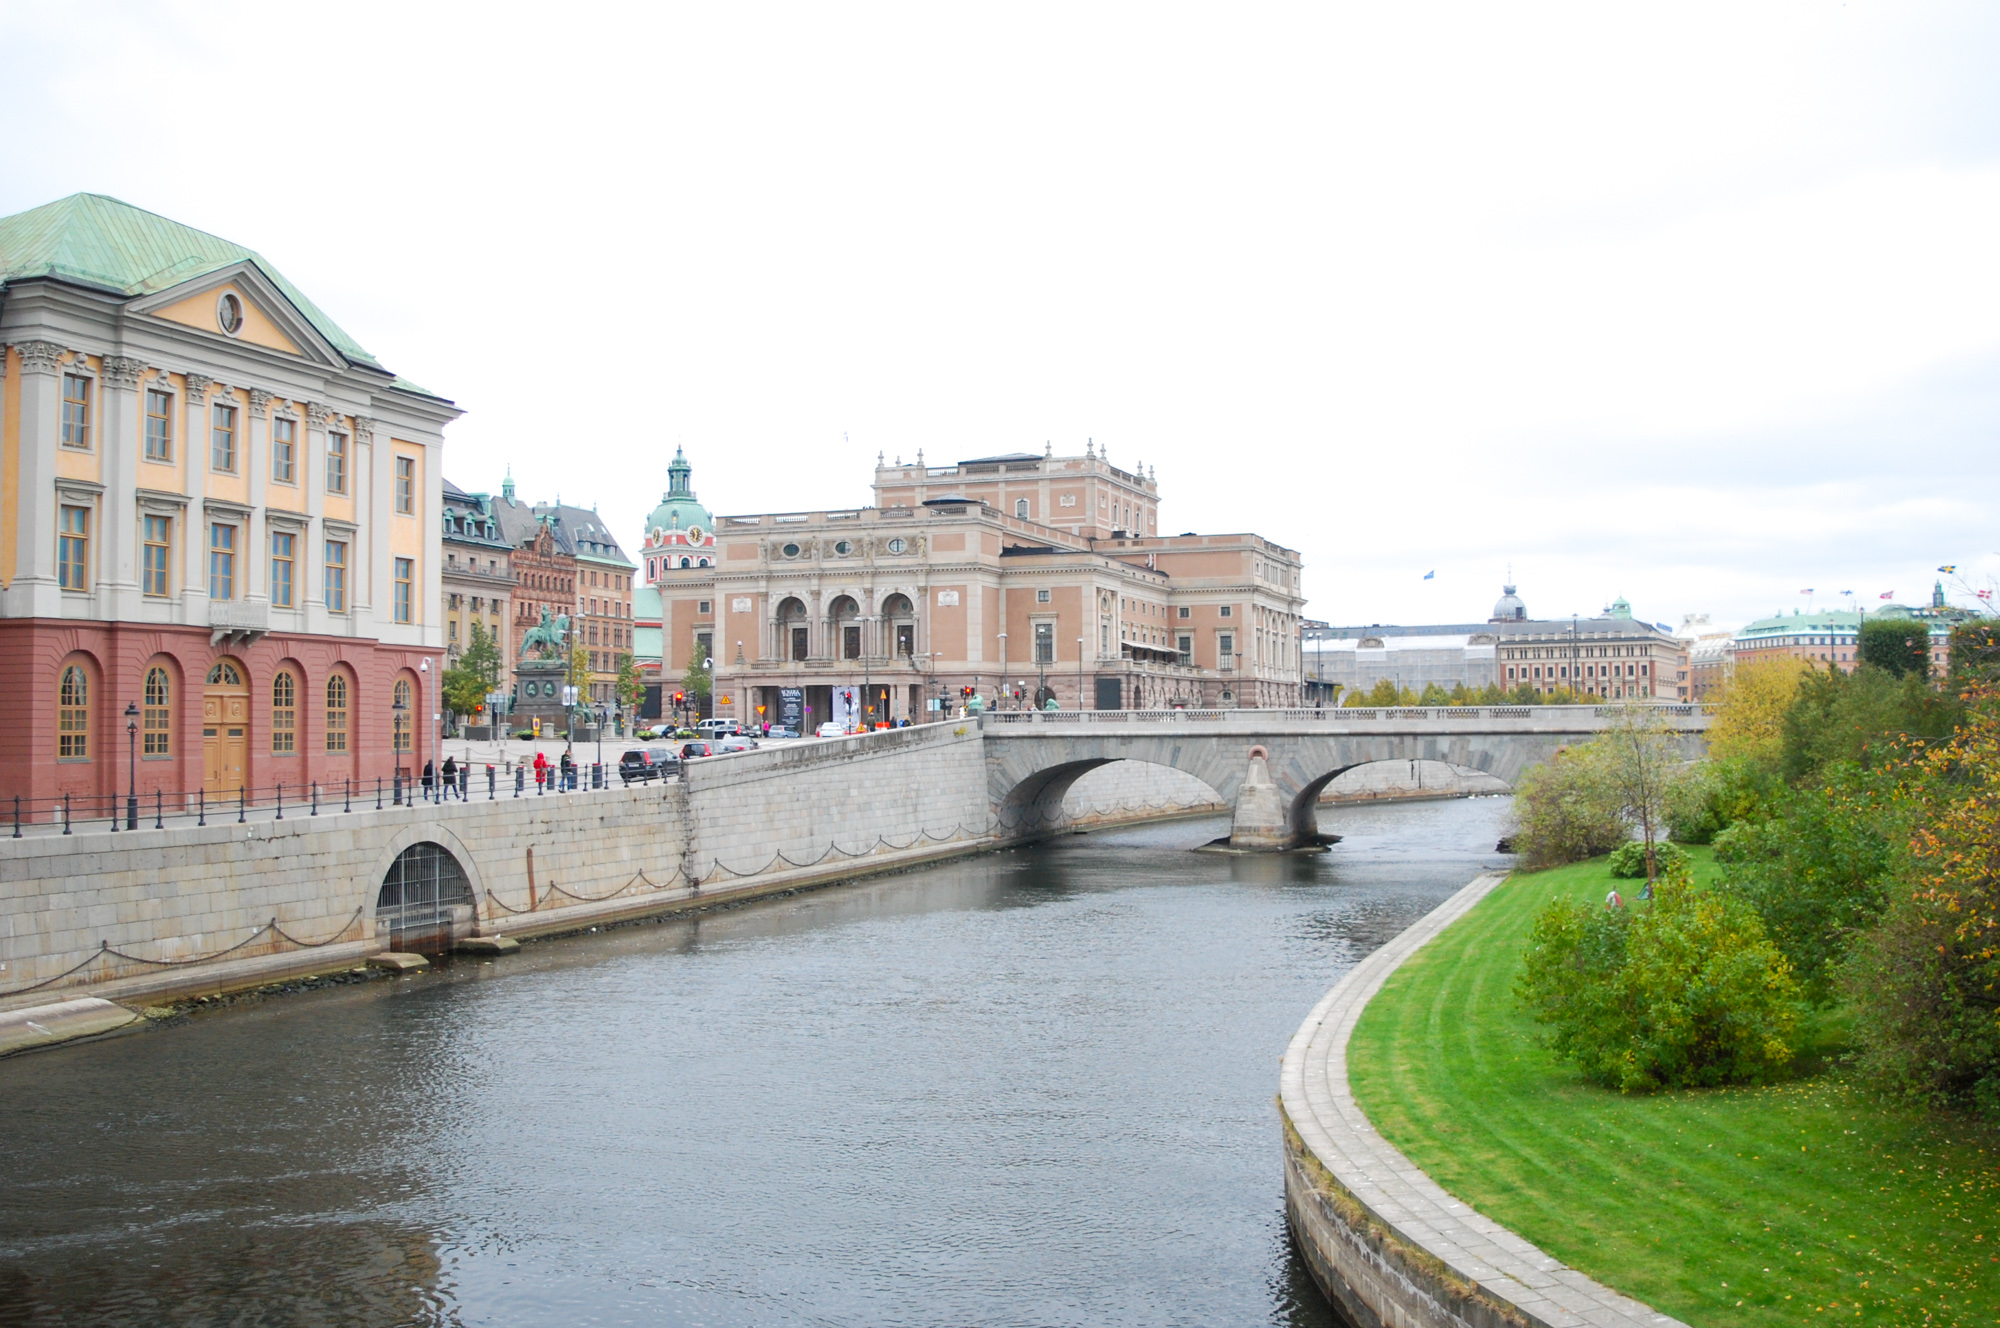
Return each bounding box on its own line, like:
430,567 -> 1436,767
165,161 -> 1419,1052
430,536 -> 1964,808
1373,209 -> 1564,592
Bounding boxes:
982,705 -> 1711,849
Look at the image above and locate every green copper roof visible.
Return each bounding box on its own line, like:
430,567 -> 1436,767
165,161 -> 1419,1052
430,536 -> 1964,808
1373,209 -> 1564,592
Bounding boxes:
0,192 -> 380,368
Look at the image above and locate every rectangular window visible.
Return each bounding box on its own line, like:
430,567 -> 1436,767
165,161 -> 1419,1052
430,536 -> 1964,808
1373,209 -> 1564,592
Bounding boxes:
208,524 -> 236,599
326,431 -> 348,494
61,374 -> 90,449
1218,632 -> 1235,661
1178,606 -> 1190,618
57,505 -> 89,590
142,515 -> 171,597
696,632 -> 712,664
271,417 -> 296,483
395,456 -> 415,514
324,541 -> 347,613
1036,588 -> 1051,603
394,557 -> 413,623
1219,605 -> 1232,618
211,402 -> 238,472
270,531 -> 295,608
1034,622 -> 1055,664
698,600 -> 711,614
145,388 -> 174,461
1177,635 -> 1193,665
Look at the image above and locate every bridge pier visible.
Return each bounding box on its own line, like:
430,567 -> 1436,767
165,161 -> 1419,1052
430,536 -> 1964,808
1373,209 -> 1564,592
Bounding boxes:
1228,747 -> 1301,850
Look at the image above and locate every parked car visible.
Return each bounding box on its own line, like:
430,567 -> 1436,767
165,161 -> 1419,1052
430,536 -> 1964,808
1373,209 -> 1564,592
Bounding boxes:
764,726 -> 801,740
815,721 -> 852,738
697,718 -> 740,739
618,749 -> 664,784
678,740 -> 715,760
717,733 -> 759,753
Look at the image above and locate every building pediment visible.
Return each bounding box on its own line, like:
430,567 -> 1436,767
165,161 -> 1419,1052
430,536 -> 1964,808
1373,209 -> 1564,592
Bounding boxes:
127,261 -> 347,370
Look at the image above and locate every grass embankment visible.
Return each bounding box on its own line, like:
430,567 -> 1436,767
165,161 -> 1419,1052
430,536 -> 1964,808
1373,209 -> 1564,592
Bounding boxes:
1347,850 -> 2000,1327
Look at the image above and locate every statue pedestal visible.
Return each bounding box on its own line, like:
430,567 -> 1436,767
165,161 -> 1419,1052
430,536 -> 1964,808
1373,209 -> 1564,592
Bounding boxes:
513,659 -> 573,738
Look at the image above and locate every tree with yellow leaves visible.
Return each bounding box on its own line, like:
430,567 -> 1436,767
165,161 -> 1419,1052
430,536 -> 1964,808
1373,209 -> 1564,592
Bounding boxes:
1706,656 -> 1812,771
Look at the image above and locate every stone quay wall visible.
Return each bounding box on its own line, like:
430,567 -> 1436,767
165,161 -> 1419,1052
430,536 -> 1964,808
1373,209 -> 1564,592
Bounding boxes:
1318,759 -> 1511,804
0,722 -> 999,1012
1279,872 -> 1686,1328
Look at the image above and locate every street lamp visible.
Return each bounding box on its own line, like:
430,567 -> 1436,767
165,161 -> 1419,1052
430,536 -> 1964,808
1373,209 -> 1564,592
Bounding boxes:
123,701 -> 139,829
392,694 -> 409,802
995,633 -> 1006,709
1076,636 -> 1084,712
931,651 -> 943,721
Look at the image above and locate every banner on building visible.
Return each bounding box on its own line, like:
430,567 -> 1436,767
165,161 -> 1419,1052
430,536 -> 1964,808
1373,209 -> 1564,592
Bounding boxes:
779,688 -> 804,730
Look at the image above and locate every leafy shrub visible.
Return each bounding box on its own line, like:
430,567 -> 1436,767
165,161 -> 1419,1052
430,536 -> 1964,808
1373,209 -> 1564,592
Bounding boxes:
1508,744 -> 1626,869
1780,666 -> 1956,783
1716,764 -> 1898,1004
1844,685 -> 2000,1110
1609,839 -> 1688,879
1665,756 -> 1775,844
1514,863 -> 1803,1091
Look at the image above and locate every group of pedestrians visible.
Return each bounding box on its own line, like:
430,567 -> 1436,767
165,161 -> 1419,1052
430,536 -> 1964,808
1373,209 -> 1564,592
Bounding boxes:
417,745 -> 585,800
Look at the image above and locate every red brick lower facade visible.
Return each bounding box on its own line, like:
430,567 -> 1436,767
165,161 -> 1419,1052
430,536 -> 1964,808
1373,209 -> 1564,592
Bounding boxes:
0,619 -> 443,811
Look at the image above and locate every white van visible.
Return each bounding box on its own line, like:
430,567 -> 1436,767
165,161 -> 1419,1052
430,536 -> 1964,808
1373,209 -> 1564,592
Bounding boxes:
696,717 -> 740,739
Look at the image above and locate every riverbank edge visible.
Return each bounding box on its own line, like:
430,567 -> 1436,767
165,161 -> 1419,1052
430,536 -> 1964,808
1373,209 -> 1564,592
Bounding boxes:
0,832 -> 1003,1050
1278,870 -> 1689,1328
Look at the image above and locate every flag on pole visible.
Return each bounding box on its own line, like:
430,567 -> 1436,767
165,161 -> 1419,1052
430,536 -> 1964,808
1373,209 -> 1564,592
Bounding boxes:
1979,590 -> 1993,601
1423,570 -> 1435,580
1800,588 -> 1815,594
1939,565 -> 1958,575
1879,591 -> 1894,600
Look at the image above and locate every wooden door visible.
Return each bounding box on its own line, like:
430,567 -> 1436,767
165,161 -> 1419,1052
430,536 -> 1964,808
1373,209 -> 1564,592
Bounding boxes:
203,661 -> 249,795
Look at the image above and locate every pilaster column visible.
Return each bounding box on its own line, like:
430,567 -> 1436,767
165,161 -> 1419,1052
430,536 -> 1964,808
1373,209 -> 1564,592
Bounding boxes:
245,390 -> 270,606
180,375 -> 212,615
8,341 -> 65,617
302,402 -> 328,629
98,356 -> 146,616
353,415 -> 378,631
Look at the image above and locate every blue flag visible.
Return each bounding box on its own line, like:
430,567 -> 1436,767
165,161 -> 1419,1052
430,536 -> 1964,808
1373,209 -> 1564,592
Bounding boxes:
1423,570 -> 1435,580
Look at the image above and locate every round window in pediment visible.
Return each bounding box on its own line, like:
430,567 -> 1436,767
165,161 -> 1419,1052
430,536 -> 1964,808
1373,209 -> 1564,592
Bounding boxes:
216,292 -> 244,336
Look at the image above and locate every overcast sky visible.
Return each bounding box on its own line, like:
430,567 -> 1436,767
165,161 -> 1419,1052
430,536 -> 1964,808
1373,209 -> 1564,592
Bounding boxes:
5,1 -> 1998,631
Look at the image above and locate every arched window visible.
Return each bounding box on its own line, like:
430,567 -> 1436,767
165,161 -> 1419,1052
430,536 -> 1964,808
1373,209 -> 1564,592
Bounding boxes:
207,661 -> 242,686
393,677 -> 413,753
680,556 -> 691,569
698,557 -> 710,568
272,670 -> 296,753
326,674 -> 349,752
58,664 -> 89,758
143,666 -> 172,756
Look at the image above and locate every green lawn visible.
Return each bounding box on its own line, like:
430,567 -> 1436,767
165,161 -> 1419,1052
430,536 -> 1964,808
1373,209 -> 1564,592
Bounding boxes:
1347,850 -> 2000,1327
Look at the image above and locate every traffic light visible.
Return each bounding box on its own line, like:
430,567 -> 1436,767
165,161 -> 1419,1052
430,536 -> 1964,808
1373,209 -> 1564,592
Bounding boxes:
674,691 -> 685,706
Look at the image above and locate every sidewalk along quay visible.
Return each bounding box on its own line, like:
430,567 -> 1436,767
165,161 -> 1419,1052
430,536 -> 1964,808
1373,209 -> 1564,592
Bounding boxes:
0,798 -> 1513,1327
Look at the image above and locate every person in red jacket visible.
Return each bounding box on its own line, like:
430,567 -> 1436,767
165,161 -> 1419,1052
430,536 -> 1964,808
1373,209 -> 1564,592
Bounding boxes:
533,749 -> 549,791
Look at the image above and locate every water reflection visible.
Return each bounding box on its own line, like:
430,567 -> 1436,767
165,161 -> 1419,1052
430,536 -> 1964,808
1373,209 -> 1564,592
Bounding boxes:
0,797 -> 1510,1327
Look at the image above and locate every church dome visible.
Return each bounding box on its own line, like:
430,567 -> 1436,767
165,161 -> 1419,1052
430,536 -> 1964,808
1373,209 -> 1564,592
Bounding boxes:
644,446 -> 713,544
1490,584 -> 1527,622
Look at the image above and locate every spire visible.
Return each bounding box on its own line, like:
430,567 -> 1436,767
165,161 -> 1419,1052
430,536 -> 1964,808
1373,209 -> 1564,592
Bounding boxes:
668,446 -> 693,497
501,468 -> 515,502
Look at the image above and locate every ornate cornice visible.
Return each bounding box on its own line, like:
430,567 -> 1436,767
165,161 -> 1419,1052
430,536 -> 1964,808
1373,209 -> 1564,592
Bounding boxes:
247,389 -> 271,420
182,373 -> 212,403
13,341 -> 65,375
351,415 -> 374,443
100,356 -> 147,389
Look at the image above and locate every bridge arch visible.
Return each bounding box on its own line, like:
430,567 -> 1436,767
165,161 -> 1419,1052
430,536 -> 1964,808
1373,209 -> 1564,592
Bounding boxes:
995,757 -> 1226,835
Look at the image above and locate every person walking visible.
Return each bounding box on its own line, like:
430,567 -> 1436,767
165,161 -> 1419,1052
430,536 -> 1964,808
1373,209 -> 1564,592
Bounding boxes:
533,749 -> 549,792
421,759 -> 435,802
441,755 -> 459,801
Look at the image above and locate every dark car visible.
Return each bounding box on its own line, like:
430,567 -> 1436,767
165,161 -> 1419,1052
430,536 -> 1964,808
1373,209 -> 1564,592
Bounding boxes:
618,749 -> 663,784
678,740 -> 715,761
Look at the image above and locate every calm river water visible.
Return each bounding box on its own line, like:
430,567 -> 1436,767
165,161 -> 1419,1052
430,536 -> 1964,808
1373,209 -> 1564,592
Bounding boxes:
0,796 -> 1510,1328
